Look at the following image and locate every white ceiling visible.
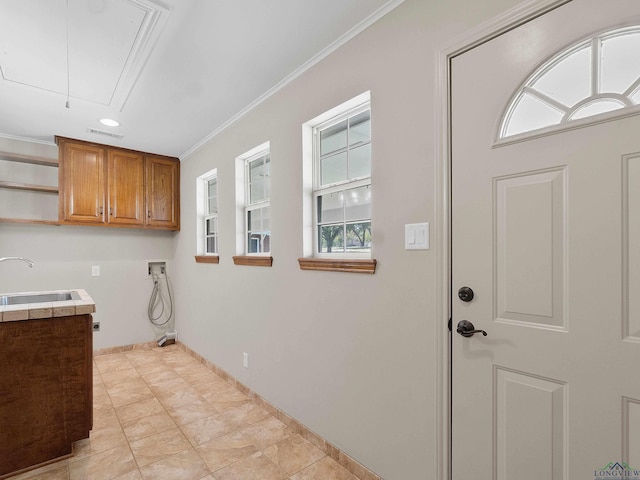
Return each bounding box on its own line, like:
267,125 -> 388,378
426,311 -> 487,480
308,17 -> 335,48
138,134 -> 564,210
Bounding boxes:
0,0 -> 403,158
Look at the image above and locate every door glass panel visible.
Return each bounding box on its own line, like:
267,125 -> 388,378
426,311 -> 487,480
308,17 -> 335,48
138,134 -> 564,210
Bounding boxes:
505,93 -> 564,137
601,32 -> 640,94
500,26 -> 640,139
570,99 -> 624,120
532,46 -> 591,107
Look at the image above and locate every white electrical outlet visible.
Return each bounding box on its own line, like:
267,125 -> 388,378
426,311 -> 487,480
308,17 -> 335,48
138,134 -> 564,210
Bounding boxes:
243,352 -> 249,369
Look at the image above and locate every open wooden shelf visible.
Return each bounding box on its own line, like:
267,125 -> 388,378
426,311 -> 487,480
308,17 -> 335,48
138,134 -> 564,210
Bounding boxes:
0,181 -> 58,194
0,150 -> 58,167
0,217 -> 60,226
0,151 -> 59,209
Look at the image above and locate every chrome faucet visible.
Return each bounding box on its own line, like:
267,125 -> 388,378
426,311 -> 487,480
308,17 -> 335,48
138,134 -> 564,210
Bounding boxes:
0,257 -> 34,268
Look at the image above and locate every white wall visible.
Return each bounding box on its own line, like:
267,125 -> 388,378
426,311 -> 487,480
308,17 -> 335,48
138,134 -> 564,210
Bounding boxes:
0,137 -> 177,351
174,0 -> 521,478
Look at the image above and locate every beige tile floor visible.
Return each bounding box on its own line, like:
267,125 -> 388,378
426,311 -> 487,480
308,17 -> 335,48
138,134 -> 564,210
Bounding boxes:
10,345 -> 361,480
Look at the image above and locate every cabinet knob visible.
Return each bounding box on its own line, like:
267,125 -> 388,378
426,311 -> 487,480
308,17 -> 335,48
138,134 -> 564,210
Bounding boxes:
148,210 -> 151,218
99,206 -> 103,215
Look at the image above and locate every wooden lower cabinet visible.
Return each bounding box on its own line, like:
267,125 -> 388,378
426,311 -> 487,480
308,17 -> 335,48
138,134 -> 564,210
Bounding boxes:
0,315 -> 93,477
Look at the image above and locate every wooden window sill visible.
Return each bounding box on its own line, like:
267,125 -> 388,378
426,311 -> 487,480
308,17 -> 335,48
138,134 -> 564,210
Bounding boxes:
195,255 -> 219,264
232,256 -> 273,267
297,257 -> 377,274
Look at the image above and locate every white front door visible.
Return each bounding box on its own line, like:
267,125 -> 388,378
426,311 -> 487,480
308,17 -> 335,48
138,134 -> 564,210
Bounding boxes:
452,2 -> 640,479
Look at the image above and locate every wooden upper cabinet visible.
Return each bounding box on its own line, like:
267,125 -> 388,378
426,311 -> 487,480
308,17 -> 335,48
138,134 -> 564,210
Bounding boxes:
146,155 -> 180,230
56,137 -> 180,231
58,139 -> 105,224
108,150 -> 145,226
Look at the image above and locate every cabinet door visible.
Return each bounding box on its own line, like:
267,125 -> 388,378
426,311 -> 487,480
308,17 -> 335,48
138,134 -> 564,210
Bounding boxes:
59,141 -> 105,224
146,155 -> 180,230
107,150 -> 145,226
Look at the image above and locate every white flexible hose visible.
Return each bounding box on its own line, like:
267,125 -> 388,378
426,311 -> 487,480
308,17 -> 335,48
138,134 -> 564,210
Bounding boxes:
147,272 -> 173,327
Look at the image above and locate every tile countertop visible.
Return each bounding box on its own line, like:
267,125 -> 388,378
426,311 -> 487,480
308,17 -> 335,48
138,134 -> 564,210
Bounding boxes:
0,289 -> 96,322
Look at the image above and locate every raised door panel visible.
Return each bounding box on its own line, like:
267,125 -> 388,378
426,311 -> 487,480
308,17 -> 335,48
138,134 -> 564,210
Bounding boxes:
107,150 -> 145,226
146,155 -> 179,230
59,141 -> 105,224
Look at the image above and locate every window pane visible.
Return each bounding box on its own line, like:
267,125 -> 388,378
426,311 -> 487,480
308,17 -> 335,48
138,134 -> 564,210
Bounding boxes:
570,99 -> 624,120
249,156 -> 270,204
207,179 -> 217,214
505,93 -> 565,137
318,192 -> 343,224
601,32 -> 640,94
250,178 -> 265,204
532,45 -> 591,107
345,186 -> 371,222
261,206 -> 271,231
320,120 -> 347,155
349,110 -> 371,146
206,236 -> 217,254
248,234 -> 260,253
247,207 -> 270,253
321,152 -> 348,185
248,232 -> 270,253
208,196 -> 217,215
346,221 -> 371,252
248,208 -> 262,232
208,179 -> 217,198
206,217 -> 217,235
349,144 -> 371,179
318,224 -> 344,253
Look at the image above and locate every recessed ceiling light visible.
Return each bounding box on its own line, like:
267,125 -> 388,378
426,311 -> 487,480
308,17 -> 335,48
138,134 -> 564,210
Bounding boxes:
99,118 -> 120,127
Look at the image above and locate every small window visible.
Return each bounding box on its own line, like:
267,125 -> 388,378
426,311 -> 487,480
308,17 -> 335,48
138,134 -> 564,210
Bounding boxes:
314,104 -> 371,257
196,168 -> 219,262
499,26 -> 640,139
244,149 -> 271,254
204,175 -> 218,254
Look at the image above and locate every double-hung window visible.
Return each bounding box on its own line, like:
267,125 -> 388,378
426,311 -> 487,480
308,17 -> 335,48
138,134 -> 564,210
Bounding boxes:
245,151 -> 271,254
204,174 -> 218,254
313,104 -> 371,257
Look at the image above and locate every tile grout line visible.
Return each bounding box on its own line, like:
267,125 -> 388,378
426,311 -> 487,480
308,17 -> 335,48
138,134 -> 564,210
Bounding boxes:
94,357 -> 144,480
92,345 -> 371,480
127,353 -> 216,479
175,342 -> 381,480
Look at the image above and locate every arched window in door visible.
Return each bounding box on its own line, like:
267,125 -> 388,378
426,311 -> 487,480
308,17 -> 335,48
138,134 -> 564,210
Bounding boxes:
499,26 -> 640,139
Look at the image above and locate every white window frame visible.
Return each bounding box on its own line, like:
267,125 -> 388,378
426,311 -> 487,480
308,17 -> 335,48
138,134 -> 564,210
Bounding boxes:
204,174 -> 218,254
312,101 -> 371,258
196,168 -> 218,257
245,152 -> 271,255
235,142 -> 271,256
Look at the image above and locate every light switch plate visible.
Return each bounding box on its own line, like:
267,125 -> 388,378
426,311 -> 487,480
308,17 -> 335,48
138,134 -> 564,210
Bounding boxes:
405,223 -> 429,250
91,265 -> 100,277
